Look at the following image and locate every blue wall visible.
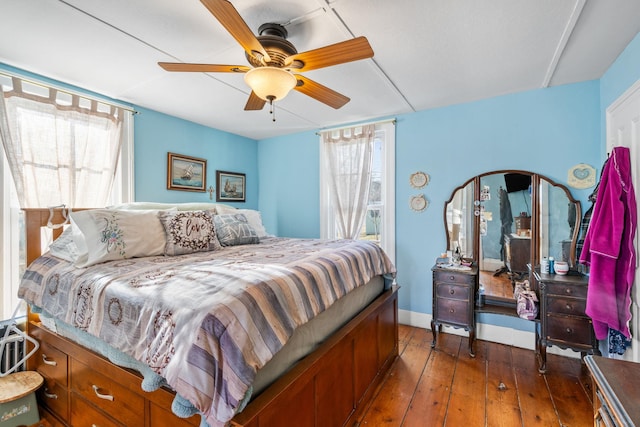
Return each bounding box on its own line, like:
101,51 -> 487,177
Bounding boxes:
134,107 -> 258,208
259,80 -> 601,330
257,130 -> 320,238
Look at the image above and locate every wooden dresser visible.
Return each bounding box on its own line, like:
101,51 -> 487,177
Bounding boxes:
27,321 -> 200,427
504,233 -> 531,274
431,264 -> 478,357
585,355 -> 640,426
533,268 -> 600,373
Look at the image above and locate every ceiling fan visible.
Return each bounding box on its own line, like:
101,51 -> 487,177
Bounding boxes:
158,0 -> 374,115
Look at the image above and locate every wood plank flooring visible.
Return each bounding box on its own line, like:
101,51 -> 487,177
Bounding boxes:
480,270 -> 515,300
358,325 -> 593,427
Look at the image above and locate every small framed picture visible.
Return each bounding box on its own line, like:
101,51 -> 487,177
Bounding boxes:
167,152 -> 207,192
216,170 -> 245,202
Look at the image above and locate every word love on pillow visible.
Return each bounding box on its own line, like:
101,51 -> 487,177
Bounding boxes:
159,210 -> 222,256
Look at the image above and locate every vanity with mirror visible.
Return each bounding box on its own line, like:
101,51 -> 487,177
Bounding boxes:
435,170 -> 598,368
443,169 -> 581,311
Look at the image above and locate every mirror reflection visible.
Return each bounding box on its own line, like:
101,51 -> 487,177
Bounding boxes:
479,172 -> 533,303
444,170 -> 581,313
445,180 -> 474,258
538,178 -> 579,265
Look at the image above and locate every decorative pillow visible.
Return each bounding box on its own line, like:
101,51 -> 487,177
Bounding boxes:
215,206 -> 271,238
49,226 -> 81,262
70,209 -> 170,267
158,210 -> 222,256
213,213 -> 259,246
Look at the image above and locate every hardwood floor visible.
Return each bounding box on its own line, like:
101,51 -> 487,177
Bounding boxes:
358,325 -> 593,427
480,270 -> 515,300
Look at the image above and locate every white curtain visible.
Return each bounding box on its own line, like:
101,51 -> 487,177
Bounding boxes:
321,124 -> 375,240
0,77 -> 124,208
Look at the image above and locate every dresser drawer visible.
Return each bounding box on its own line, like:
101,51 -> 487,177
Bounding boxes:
435,298 -> 470,326
433,270 -> 476,287
546,314 -> 593,346
545,282 -> 587,299
435,283 -> 471,301
71,359 -> 144,427
71,393 -> 123,427
34,338 -> 68,387
37,377 -> 69,422
547,296 -> 587,316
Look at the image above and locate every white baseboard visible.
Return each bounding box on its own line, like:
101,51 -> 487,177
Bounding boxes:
399,309 -> 579,358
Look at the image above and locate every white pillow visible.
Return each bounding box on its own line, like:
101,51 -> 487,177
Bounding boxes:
49,226 -> 81,263
215,206 -> 270,238
107,201 -> 235,212
70,209 -> 170,267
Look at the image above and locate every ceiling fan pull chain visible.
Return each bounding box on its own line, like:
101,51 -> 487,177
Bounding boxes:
267,95 -> 276,122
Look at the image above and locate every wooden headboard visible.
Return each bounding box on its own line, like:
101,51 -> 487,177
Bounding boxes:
22,208 -> 88,324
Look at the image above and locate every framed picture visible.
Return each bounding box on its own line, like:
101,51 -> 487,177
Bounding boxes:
216,170 -> 245,202
167,152 -> 207,192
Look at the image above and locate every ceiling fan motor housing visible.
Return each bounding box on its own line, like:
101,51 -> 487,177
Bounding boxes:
246,23 -> 298,68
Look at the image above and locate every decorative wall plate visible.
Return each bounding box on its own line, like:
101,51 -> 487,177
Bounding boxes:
567,163 -> 596,189
410,171 -> 429,188
410,194 -> 428,212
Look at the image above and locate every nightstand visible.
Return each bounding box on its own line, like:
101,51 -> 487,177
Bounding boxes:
431,264 -> 478,357
533,268 -> 600,373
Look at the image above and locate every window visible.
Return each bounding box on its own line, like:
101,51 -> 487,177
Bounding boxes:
0,73 -> 134,320
320,121 -> 395,263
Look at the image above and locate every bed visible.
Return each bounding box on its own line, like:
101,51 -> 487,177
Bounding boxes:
20,206 -> 399,427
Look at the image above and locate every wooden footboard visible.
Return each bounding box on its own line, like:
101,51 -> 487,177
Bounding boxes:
23,208 -> 398,427
231,285 -> 398,427
28,288 -> 397,427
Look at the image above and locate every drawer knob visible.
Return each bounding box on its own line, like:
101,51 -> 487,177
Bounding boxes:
449,276 -> 455,281
566,328 -> 573,334
566,304 -> 572,311
565,289 -> 572,294
449,289 -> 455,295
92,384 -> 115,401
43,388 -> 58,400
42,354 -> 57,366
449,309 -> 455,313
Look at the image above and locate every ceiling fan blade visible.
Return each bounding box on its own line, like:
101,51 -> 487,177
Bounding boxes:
294,75 -> 350,109
285,37 -> 373,71
244,91 -> 266,110
158,62 -> 250,73
200,0 -> 271,63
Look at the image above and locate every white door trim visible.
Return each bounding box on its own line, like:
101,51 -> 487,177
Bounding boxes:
606,78 -> 640,362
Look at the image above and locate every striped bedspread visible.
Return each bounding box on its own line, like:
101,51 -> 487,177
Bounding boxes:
18,237 -> 395,426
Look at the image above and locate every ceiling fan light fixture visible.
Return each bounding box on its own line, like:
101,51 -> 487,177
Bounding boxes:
244,67 -> 297,102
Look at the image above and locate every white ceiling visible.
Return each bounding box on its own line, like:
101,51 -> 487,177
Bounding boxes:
1,0 -> 639,140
